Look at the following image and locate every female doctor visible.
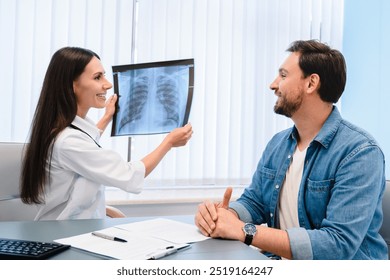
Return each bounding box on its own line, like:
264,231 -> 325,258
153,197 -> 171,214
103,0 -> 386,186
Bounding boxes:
20,47 -> 193,220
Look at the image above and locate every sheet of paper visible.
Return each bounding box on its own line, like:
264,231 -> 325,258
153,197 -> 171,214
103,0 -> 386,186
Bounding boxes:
54,218 -> 207,259
115,218 -> 210,244
55,227 -> 177,259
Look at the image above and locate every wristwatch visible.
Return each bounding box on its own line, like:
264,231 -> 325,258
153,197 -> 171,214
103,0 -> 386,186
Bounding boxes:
242,223 -> 257,246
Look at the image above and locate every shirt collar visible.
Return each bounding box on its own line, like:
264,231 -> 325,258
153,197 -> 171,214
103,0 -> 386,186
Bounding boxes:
289,106 -> 342,149
313,106 -> 342,149
71,116 -> 101,142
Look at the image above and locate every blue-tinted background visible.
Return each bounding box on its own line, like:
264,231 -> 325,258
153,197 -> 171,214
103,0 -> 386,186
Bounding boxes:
342,0 -> 390,178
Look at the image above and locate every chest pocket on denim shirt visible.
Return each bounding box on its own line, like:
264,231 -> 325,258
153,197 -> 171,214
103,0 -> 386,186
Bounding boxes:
305,178 -> 334,228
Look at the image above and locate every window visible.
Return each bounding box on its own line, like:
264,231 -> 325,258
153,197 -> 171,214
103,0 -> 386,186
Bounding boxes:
126,0 -> 345,193
0,0 -> 345,203
0,0 -> 136,142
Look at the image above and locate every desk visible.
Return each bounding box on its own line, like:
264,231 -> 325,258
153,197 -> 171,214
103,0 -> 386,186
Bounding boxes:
0,215 -> 269,260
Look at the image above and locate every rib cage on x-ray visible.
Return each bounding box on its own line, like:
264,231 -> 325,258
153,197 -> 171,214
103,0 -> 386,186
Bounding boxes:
156,74 -> 180,126
116,66 -> 188,135
119,76 -> 149,130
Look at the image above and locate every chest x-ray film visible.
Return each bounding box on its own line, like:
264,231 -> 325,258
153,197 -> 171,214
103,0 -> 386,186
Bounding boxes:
111,59 -> 194,136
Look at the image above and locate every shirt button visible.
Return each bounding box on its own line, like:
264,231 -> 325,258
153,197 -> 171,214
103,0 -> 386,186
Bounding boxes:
288,154 -> 291,159
275,184 -> 280,189
270,213 -> 273,218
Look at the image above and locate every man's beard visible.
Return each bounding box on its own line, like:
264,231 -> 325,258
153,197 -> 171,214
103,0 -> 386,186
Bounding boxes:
273,93 -> 303,118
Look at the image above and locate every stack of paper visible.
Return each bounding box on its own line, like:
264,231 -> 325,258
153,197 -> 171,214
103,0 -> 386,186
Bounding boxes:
54,218 -> 209,260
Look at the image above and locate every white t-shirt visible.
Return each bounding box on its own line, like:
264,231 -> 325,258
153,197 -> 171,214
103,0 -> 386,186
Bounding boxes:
34,116 -> 145,220
279,146 -> 307,230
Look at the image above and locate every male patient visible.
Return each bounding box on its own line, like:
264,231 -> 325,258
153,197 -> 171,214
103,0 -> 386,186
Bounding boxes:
195,39 -> 388,260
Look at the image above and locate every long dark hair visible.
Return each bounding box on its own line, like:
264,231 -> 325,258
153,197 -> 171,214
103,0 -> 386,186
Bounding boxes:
20,47 -> 99,204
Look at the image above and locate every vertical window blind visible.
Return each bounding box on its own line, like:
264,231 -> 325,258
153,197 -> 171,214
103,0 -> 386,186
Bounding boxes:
131,0 -> 345,189
0,0 -> 135,142
0,0 -> 344,197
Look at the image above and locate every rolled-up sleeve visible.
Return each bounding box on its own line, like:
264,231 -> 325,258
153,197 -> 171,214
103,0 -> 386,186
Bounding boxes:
286,227 -> 313,260
229,201 -> 254,223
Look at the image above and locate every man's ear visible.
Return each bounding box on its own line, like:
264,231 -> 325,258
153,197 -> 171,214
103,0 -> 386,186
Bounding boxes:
307,73 -> 320,94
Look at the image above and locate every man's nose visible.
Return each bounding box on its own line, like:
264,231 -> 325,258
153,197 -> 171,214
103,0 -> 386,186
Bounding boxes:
269,77 -> 278,91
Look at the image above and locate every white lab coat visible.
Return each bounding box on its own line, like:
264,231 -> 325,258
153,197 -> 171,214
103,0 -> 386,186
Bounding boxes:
34,116 -> 145,220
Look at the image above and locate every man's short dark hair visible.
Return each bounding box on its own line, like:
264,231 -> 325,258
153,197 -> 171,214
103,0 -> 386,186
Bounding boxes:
287,40 -> 346,103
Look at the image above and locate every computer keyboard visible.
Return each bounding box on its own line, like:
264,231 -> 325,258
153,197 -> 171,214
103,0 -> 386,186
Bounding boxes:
0,238 -> 70,260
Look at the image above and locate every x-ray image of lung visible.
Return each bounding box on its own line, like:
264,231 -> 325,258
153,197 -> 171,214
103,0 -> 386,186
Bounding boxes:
111,61 -> 193,136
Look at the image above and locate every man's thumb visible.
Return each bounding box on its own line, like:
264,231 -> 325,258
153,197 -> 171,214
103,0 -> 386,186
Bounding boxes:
221,187 -> 233,209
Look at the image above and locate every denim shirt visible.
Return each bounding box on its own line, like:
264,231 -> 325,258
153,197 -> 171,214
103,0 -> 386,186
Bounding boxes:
230,107 -> 388,259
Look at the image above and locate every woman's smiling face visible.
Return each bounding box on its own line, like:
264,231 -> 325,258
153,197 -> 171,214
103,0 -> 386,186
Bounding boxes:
73,56 -> 112,118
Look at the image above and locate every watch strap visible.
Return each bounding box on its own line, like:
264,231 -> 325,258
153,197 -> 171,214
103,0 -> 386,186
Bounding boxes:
244,234 -> 254,246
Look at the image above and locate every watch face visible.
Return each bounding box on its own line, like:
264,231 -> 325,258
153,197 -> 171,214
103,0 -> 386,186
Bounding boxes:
244,223 -> 257,235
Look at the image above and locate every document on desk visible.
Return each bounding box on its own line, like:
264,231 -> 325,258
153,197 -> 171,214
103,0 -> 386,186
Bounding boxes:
115,218 -> 210,244
54,218 -> 207,259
